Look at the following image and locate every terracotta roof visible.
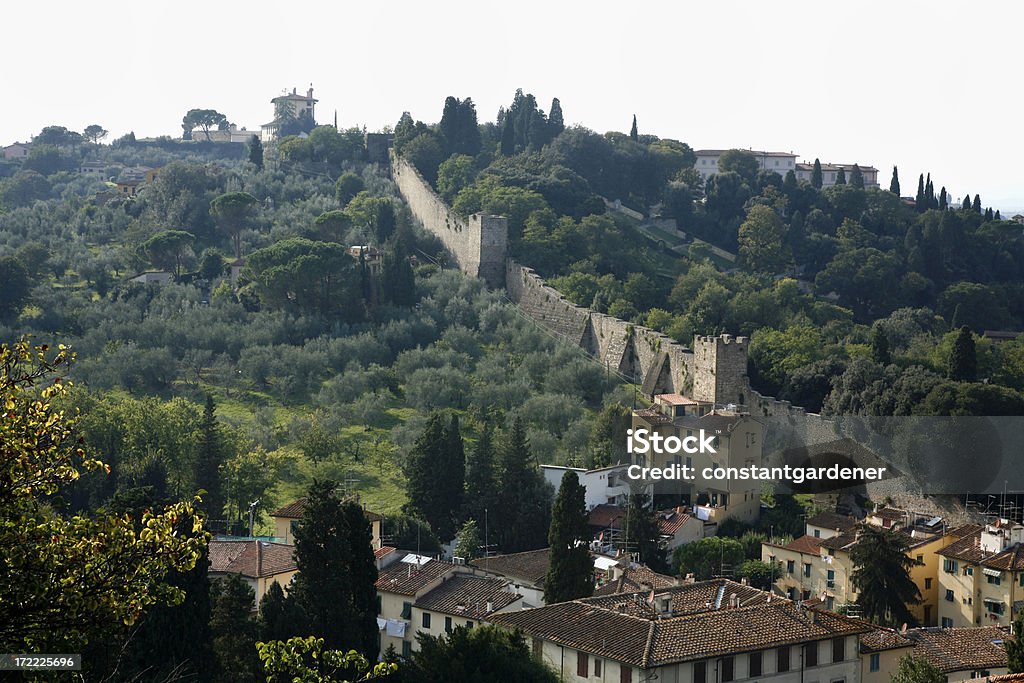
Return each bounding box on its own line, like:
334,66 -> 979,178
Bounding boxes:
492,581 -> 870,668
375,546 -> 396,560
656,393 -> 702,405
208,540 -> 296,579
859,627 -> 913,653
819,530 -> 859,551
871,507 -> 907,522
472,548 -> 551,586
271,496 -> 383,522
588,579 -> 768,617
658,507 -> 693,536
594,564 -> 678,597
375,554 -> 453,596
414,575 -> 521,618
937,526 -> 1024,570
589,504 -> 627,530
986,675 -> 1024,682
907,627 -> 1010,673
766,535 -> 825,555
807,512 -> 858,533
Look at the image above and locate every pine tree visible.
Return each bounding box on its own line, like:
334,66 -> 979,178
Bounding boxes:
544,471 -> 594,604
494,417 -> 552,553
915,174 -> 926,211
973,194 -> 982,213
248,135 -> 264,171
889,166 -> 900,194
850,525 -> 921,626
464,422 -> 496,525
870,326 -> 891,365
196,394 -> 226,527
548,98 -> 565,138
811,159 -> 823,189
624,491 -> 666,572
629,115 -> 638,142
948,326 -> 977,382
938,186 -> 947,210
258,581 -> 307,643
291,481 -> 379,659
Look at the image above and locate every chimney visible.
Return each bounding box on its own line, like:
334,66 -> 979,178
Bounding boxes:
307,86 -> 314,99
292,87 -> 297,95
256,541 -> 263,577
486,601 -> 494,613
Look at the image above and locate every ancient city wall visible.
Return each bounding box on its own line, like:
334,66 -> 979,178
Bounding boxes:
391,152 -> 507,288
391,151 -> 804,416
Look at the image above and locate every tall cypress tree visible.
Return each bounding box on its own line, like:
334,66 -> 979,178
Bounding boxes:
985,207 -> 994,221
973,194 -> 982,213
548,98 -> 565,138
995,210 -> 1002,221
870,326 -> 891,365
850,164 -> 864,189
889,166 -> 900,194
811,159 -> 823,189
248,135 -> 264,171
835,167 -> 847,185
629,115 -> 638,142
196,394 -> 226,527
464,422 -> 496,526
623,491 -> 666,572
291,480 -> 380,659
948,326 -> 977,381
210,574 -> 262,682
962,195 -> 971,211
404,414 -> 456,540
915,174 -> 926,211
380,239 -> 416,307
925,174 -> 934,209
258,581 -> 307,643
544,471 -> 594,604
938,186 -> 948,210
494,417 -> 552,554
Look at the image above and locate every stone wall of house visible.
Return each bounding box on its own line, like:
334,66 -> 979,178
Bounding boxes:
391,152 -> 507,288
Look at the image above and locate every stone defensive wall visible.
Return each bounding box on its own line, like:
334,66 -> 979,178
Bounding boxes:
390,151 -> 804,417
390,152 -> 507,288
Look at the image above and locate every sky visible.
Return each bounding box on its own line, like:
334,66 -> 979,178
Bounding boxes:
3,1 -> 1022,209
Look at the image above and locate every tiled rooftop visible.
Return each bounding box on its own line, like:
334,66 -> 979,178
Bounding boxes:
375,553 -> 453,596
415,574 -> 521,618
472,547 -> 551,586
907,626 -> 1010,673
209,540 -> 296,579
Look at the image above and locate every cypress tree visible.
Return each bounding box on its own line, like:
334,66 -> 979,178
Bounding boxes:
623,491 -> 666,572
889,166 -> 900,194
258,581 -> 307,643
948,326 -> 977,382
544,471 -> 594,604
499,116 -> 515,156
494,417 -> 552,554
196,394 -> 226,528
464,422 -> 496,526
811,159 -> 823,189
629,115 -> 638,142
850,164 -> 864,189
380,240 -> 416,307
1008,609 -> 1024,673
783,169 -> 797,191
925,174 -> 934,209
247,135 -> 264,171
403,414 -> 464,541
973,194 -> 982,213
835,167 -> 846,185
995,210 -> 1002,221
549,98 -> 565,137
938,186 -> 947,210
210,575 -> 262,682
915,174 -> 926,211
870,326 -> 891,365
985,207 -> 994,221
962,195 -> 971,211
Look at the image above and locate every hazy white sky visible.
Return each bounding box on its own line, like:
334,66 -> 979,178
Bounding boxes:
3,1 -> 1022,208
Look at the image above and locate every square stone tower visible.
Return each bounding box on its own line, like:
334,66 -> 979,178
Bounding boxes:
470,213 -> 508,289
691,334 -> 750,408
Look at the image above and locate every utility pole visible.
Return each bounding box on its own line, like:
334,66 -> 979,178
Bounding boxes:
247,499 -> 260,538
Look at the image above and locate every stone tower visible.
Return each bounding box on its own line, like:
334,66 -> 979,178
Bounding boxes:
691,334 -> 750,408
469,213 -> 508,289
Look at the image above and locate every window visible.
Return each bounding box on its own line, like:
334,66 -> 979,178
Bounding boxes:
465,621 -> 473,629
987,574 -> 1002,585
832,637 -> 845,663
749,652 -> 762,677
376,595 -> 382,614
802,590 -> 811,601
421,612 -> 431,629
870,653 -> 880,672
814,529 -> 821,538
925,578 -> 932,590
805,641 -> 818,667
620,664 -> 632,683
577,651 -> 589,677
595,659 -> 602,676
945,590 -> 955,602
986,601 -> 1005,615
1020,573 -> 1024,587
694,660 -> 707,683
401,602 -> 412,619
827,569 -> 835,589
721,656 -> 734,682
943,559 -> 958,573
803,563 -> 812,577
445,616 -> 452,633
916,555 -> 924,564
941,617 -> 954,628
826,596 -> 835,611
777,647 -> 790,672
964,566 -> 974,576
787,560 -> 795,574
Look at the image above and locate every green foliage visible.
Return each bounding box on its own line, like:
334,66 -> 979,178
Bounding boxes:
243,238 -> 362,319
248,134 -> 264,170
257,636 -> 395,683
439,96 -> 481,158
738,205 -> 790,274
183,109 -> 229,141
142,229 -> 195,277
811,159 -> 823,188
1008,609 -> 1024,673
454,519 -> 483,560
673,536 -> 745,580
210,191 -> 259,259
403,413 -> 465,541
737,559 -> 782,590
890,655 -> 945,683
0,341 -> 207,653
624,491 -> 667,571
259,580 -> 307,644
408,625 -> 558,683
336,171 -> 365,206
947,326 -> 977,381
210,574 -> 262,682
464,422 -> 496,526
850,525 -> 920,626
291,481 -> 380,658
544,471 -> 594,603
0,256 -> 32,323
493,417 -> 553,553
437,153 -> 477,203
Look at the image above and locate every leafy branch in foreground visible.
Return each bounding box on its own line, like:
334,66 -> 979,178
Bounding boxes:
257,636 -> 396,683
